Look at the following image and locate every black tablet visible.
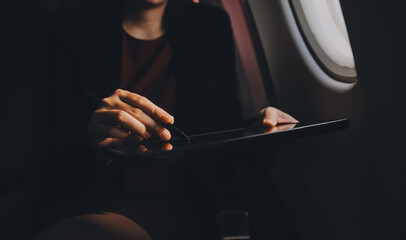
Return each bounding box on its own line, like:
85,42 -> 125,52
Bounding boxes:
105,118 -> 349,165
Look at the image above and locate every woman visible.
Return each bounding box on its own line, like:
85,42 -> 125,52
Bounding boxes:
34,0 -> 297,239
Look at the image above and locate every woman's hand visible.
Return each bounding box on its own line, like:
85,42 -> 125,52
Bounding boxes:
88,89 -> 174,158
258,107 -> 298,127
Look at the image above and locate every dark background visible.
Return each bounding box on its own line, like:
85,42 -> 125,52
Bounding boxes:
340,0 -> 406,239
0,0 -> 405,239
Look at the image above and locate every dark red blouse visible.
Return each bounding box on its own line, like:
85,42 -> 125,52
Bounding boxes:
119,30 -> 183,217
120,30 -> 178,113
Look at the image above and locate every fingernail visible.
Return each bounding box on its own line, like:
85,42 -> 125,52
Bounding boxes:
161,114 -> 174,123
163,143 -> 173,151
160,129 -> 171,140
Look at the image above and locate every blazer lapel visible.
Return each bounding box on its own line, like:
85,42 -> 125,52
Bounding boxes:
95,13 -> 123,98
166,3 -> 206,133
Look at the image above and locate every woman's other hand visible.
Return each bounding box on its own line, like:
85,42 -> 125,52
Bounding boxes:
258,107 -> 298,127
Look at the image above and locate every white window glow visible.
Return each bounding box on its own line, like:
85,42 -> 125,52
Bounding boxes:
290,0 -> 357,82
299,0 -> 354,69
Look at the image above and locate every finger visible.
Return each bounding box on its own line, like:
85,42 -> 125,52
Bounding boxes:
262,107 -> 299,126
263,108 -> 278,127
99,137 -> 126,147
134,145 -> 148,154
161,143 -> 173,151
276,111 -> 299,124
111,101 -> 171,140
128,133 -> 144,142
93,109 -> 151,138
94,124 -> 130,139
117,90 -> 174,124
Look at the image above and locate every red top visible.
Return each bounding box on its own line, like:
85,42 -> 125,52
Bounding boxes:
119,31 -> 182,203
120,30 -> 178,113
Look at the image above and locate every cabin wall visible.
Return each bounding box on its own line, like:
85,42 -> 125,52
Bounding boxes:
247,0 -> 406,239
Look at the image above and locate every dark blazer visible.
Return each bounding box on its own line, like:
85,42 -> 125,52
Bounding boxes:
35,0 -> 246,230
43,1 -> 243,134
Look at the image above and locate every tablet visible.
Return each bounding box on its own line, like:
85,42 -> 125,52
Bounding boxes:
104,118 -> 348,165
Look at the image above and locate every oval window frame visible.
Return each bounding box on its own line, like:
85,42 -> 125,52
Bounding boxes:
290,0 -> 357,83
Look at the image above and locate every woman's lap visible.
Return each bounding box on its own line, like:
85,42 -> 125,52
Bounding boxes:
34,163 -> 218,240
34,202 -> 213,240
34,212 -> 152,240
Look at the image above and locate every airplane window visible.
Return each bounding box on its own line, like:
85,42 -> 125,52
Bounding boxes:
291,0 -> 357,83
